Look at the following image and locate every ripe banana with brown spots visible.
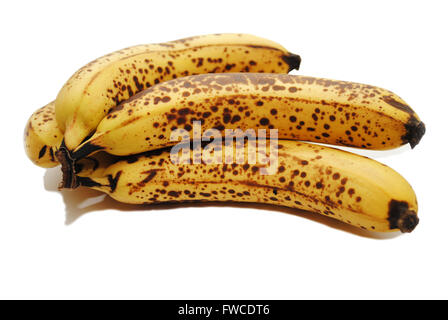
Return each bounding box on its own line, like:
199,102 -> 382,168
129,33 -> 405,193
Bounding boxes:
55,33 -> 301,150
63,73 -> 425,174
74,140 -> 419,233
24,101 -> 63,168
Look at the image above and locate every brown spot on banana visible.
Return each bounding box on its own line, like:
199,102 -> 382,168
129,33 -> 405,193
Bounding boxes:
107,171 -> 122,193
38,145 -> 47,159
381,95 -> 414,114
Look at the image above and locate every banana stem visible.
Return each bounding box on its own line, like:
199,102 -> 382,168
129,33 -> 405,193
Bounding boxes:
55,140 -> 79,189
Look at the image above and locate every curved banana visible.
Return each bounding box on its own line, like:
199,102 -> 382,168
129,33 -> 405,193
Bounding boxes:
24,101 -> 63,168
75,140 -> 419,233
55,33 -> 301,150
68,73 -> 424,159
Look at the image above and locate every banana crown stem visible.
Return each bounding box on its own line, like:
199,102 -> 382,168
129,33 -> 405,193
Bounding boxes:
56,140 -> 78,189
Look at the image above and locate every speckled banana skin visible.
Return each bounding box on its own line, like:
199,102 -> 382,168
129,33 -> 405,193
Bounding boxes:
75,140 -> 419,233
55,33 -> 301,150
24,101 -> 63,168
71,73 -> 425,161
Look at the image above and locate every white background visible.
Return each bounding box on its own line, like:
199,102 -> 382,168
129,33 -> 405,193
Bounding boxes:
0,0 -> 447,299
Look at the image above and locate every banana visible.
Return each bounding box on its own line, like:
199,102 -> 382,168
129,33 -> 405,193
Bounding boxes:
24,101 -> 63,168
67,73 -> 424,160
55,33 -> 301,150
75,140 -> 419,233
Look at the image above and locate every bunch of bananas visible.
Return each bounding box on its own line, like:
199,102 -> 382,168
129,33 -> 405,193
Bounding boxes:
24,33 -> 425,233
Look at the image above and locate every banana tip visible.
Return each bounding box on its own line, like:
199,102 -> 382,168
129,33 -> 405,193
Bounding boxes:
397,210 -> 419,233
405,118 -> 426,149
282,52 -> 301,72
388,200 -> 419,233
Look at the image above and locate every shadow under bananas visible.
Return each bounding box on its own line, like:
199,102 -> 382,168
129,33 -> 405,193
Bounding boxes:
44,167 -> 400,240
